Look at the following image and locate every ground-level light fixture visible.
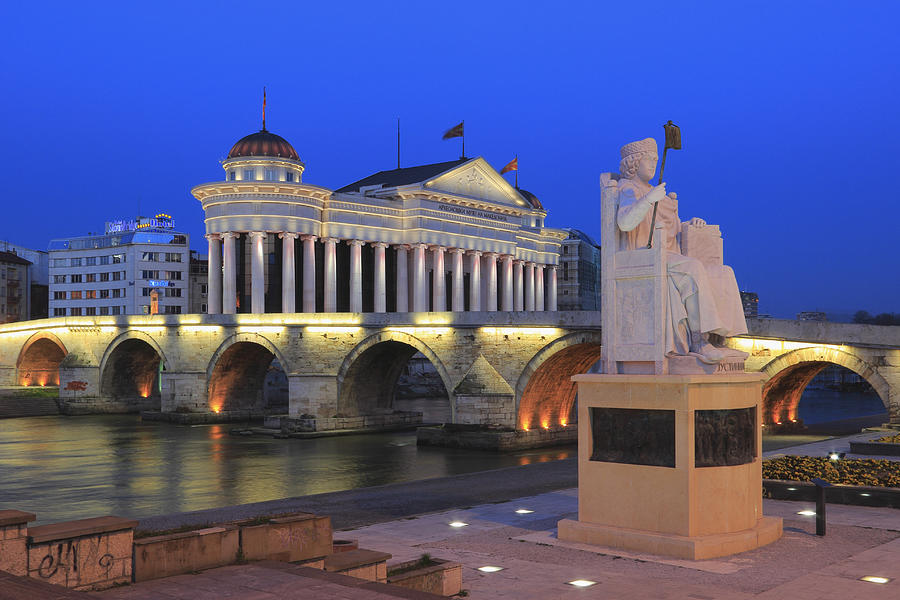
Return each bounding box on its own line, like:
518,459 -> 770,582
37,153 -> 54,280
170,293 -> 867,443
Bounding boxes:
449,521 -> 468,528
859,575 -> 891,584
828,452 -> 846,461
567,579 -> 597,587
797,510 -> 817,516
860,493 -> 871,497
787,487 -> 797,491
515,509 -> 534,514
478,566 -> 504,573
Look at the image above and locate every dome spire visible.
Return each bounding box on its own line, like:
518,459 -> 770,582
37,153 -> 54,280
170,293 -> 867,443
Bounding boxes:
262,86 -> 267,131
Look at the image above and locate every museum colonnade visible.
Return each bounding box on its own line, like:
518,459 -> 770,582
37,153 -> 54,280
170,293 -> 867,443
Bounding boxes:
205,233 -> 557,314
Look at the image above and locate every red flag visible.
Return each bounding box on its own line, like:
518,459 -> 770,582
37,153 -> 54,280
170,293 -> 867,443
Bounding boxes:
442,121 -> 464,139
500,157 -> 518,174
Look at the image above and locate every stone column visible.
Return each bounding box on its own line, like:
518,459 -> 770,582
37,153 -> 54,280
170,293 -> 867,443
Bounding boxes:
348,239 -> 364,313
525,261 -> 535,311
301,235 -> 317,312
548,266 -> 558,312
501,255 -> 514,311
535,264 -> 545,312
205,234 -> 222,314
372,242 -> 388,313
468,251 -> 482,311
279,232 -> 298,313
412,243 -> 427,312
323,237 -> 338,312
249,231 -> 267,314
451,248 -> 465,311
431,246 -> 446,311
483,253 -> 498,312
395,245 -> 409,312
222,232 -> 239,314
514,259 -> 524,311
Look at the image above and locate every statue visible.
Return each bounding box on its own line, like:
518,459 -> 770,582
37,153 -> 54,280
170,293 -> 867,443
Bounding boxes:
615,137 -> 747,364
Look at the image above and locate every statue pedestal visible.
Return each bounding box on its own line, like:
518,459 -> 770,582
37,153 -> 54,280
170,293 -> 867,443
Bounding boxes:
558,373 -> 782,560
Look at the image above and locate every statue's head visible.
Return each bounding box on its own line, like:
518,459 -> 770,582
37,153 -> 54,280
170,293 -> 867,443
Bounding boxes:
619,138 -> 658,182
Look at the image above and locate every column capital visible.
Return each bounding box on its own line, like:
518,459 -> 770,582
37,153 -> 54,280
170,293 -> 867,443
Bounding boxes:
467,250 -> 483,258
321,237 -> 339,245
394,244 -> 411,251
278,232 -> 300,240
410,242 -> 428,250
548,264 -> 558,271
514,258 -> 526,266
450,247 -> 466,255
205,233 -> 221,241
483,252 -> 499,261
248,231 -> 267,240
501,254 -> 514,262
371,241 -> 389,249
300,234 -> 318,242
347,239 -> 366,247
222,231 -> 240,240
429,245 -> 447,252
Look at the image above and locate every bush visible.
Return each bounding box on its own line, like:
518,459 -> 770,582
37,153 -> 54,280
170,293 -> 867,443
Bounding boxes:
763,455 -> 900,487
876,434 -> 900,444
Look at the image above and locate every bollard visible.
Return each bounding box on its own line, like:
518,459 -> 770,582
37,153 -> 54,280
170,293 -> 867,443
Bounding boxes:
811,478 -> 833,536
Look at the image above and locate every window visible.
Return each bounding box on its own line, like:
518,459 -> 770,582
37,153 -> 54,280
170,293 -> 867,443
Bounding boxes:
99,255 -> 110,265
85,307 -> 96,315
142,252 -> 159,262
53,307 -> 66,316
100,289 -> 109,299
200,303 -> 207,313
53,275 -> 66,283
141,305 -> 150,315
228,170 -> 236,181
142,288 -> 152,297
112,253 -> 125,264
243,169 -> 255,181
70,291 -> 82,299
51,258 -> 66,267
163,305 -> 182,314
285,172 -> 294,182
70,258 -> 82,267
85,290 -> 97,299
70,307 -> 82,316
99,307 -> 109,316
112,289 -> 122,298
111,306 -> 120,315
86,273 -> 96,282
53,291 -> 66,300
166,253 -> 182,262
112,271 -> 122,281
166,271 -> 182,280
563,246 -> 569,255
164,288 -> 182,297
200,284 -> 207,294
85,257 -> 97,266
100,272 -> 109,282
142,270 -> 160,279
264,169 -> 276,181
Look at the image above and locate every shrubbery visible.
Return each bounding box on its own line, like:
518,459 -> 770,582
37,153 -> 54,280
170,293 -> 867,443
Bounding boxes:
762,455 -> 900,488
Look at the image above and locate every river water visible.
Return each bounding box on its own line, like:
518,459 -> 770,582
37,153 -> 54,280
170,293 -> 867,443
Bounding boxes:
0,416 -> 573,525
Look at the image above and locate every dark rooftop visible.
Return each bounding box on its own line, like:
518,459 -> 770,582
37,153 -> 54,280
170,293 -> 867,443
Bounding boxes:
335,159 -> 470,194
0,250 -> 31,266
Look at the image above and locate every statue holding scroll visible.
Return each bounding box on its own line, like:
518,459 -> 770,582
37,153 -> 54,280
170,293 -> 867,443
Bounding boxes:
611,137 -> 747,365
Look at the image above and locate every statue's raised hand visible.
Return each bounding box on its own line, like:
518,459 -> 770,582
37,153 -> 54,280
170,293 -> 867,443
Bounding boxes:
645,182 -> 667,205
687,217 -> 706,227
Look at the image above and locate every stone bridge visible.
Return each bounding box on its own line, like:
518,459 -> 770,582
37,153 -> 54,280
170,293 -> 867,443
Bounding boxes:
1,314 -> 898,429
735,318 -> 900,425
0,312 -> 602,430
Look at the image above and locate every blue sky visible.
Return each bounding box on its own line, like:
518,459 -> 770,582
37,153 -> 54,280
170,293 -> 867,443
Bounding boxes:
1,1 -> 897,318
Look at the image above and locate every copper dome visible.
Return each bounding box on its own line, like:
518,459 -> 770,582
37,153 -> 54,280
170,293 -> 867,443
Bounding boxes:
227,130 -> 299,160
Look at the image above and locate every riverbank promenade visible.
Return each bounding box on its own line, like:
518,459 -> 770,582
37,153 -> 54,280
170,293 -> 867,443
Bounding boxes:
86,433 -> 900,599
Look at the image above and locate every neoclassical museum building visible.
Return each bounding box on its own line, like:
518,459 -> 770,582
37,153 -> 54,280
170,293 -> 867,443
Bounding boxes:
192,125 -> 566,315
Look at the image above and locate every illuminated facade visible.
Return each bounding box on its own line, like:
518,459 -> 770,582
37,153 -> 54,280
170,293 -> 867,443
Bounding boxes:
0,251 -> 30,323
558,229 -> 601,311
48,215 -> 190,316
193,127 -> 566,314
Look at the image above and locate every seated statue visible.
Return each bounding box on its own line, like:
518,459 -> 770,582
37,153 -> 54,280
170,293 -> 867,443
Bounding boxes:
616,138 -> 747,363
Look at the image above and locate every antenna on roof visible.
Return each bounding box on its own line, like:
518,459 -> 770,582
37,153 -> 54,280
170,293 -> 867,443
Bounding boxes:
397,117 -> 401,169
262,86 -> 267,131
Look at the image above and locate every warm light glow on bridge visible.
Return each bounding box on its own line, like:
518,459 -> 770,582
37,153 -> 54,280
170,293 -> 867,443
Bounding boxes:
306,326 -> 362,334
480,327 -> 559,337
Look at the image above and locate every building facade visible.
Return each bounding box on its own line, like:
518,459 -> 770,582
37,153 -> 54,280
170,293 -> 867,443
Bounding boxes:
189,250 -> 209,314
192,127 -> 566,315
740,291 -> 759,318
0,251 -> 31,323
48,215 -> 190,316
0,241 -> 48,320
557,228 -> 601,311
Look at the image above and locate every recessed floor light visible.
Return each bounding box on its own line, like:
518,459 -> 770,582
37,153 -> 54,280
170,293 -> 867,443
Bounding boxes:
786,487 -> 797,491
797,510 -> 817,516
860,493 -> 871,497
478,566 -> 504,573
860,575 -> 891,584
567,579 -> 597,587
515,509 -> 534,514
449,521 -> 468,528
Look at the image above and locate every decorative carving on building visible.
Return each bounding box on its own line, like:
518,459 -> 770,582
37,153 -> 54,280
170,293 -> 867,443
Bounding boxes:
694,407 -> 756,467
589,407 -> 675,468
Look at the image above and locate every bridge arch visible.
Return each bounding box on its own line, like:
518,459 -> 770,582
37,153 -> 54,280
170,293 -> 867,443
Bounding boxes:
206,332 -> 291,414
99,330 -> 170,409
760,346 -> 890,424
515,331 -> 603,431
337,330 -> 453,421
16,331 -> 68,386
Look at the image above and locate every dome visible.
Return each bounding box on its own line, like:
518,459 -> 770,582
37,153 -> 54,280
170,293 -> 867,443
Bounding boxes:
227,129 -> 299,160
516,188 -> 543,210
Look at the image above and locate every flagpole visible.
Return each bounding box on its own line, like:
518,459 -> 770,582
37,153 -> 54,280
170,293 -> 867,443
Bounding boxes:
462,120 -> 465,159
262,86 -> 267,131
515,154 -> 518,188
397,117 -> 400,169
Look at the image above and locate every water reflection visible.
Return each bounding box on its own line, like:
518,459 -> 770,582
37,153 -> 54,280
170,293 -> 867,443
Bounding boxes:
0,416 -> 575,525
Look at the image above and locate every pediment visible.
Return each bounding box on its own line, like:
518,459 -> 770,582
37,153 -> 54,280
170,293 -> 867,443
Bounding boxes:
424,158 -> 529,208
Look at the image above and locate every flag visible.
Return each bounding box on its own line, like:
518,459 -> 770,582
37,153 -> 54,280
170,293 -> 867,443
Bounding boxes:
442,121 -> 464,139
500,157 -> 518,174
262,86 -> 267,129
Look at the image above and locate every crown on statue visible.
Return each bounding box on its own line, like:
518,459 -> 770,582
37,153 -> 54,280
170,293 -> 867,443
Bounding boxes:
620,138 -> 658,159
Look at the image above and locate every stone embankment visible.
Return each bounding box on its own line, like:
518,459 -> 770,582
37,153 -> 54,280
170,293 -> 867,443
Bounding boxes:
0,387 -> 59,418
